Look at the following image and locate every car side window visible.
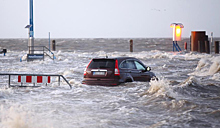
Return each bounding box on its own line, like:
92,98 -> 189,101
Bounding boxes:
127,60 -> 136,69
120,61 -> 128,68
120,60 -> 136,69
134,61 -> 145,71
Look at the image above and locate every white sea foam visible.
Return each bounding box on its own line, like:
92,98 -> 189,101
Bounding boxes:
1,41 -> 220,128
209,56 -> 220,75
141,78 -> 171,98
0,105 -> 54,128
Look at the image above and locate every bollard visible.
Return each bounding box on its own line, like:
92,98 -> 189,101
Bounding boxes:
3,49 -> 7,56
52,40 -> 56,51
215,41 -> 219,54
130,39 -> 133,52
205,41 -> 210,54
184,42 -> 187,51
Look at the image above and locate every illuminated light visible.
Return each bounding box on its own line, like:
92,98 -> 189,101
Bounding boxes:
170,23 -> 184,41
176,27 -> 181,35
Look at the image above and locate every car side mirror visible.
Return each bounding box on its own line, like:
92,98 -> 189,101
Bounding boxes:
145,66 -> 151,72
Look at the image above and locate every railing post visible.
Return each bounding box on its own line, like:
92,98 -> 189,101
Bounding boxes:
58,76 -> 60,86
43,47 -> 45,61
8,75 -> 11,88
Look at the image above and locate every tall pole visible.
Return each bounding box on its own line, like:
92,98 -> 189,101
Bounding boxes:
30,0 -> 34,38
29,0 -> 34,54
211,32 -> 213,53
49,32 -> 50,51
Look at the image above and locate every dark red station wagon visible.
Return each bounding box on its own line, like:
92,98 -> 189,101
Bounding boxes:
82,57 -> 156,86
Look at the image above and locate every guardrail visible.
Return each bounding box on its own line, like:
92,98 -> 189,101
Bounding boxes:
0,73 -> 72,89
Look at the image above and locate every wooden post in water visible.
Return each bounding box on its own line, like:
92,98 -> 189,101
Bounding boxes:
215,41 -> 219,54
52,40 -> 56,51
205,41 -> 210,54
198,41 -> 201,53
130,39 -> 133,52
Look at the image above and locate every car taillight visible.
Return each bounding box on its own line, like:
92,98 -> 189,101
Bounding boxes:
84,59 -> 92,76
114,59 -> 120,76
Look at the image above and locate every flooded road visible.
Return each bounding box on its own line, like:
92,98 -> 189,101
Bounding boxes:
0,38 -> 220,128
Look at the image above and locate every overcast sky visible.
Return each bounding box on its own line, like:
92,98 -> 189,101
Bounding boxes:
0,0 -> 220,38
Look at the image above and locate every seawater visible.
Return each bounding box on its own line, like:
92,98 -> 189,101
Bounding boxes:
0,38 -> 220,128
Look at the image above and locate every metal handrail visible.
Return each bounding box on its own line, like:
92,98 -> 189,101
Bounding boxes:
43,46 -> 55,60
0,73 -> 72,89
28,46 -> 55,60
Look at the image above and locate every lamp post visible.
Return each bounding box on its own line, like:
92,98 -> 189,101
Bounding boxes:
170,23 -> 184,52
29,0 -> 34,54
25,25 -> 33,54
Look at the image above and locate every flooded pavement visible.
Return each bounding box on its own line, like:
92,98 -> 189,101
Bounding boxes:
0,38 -> 220,128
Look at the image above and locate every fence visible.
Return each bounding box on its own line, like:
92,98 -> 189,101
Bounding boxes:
0,73 -> 72,89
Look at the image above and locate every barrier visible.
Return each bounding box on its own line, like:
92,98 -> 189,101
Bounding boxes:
0,73 -> 72,89
18,76 -> 51,84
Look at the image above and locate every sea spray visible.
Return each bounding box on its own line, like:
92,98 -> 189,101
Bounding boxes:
0,105 -> 55,128
180,76 -> 200,87
140,78 -> 171,97
190,56 -> 220,76
0,105 -> 30,128
209,57 -> 220,75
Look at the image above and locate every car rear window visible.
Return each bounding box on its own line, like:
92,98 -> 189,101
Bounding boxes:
88,59 -> 115,69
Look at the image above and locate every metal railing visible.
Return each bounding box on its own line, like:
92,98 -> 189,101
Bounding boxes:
0,73 -> 72,89
28,46 -> 55,60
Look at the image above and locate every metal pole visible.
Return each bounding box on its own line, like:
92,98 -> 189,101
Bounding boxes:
49,32 -> 50,51
29,0 -> 34,54
211,32 -> 213,53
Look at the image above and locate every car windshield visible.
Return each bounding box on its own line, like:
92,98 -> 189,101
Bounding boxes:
88,59 -> 115,69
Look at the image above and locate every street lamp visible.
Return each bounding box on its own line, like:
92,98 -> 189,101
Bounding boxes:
25,25 -> 34,54
170,23 -> 184,52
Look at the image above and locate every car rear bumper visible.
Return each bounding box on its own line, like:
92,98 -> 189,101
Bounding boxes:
82,79 -> 120,86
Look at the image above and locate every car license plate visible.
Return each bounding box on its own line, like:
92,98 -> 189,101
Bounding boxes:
93,71 -> 105,75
